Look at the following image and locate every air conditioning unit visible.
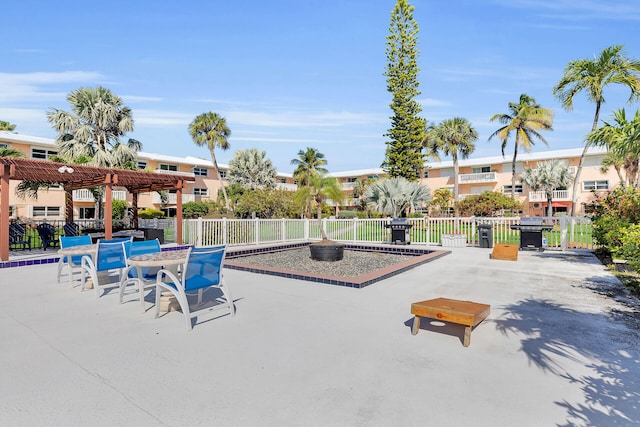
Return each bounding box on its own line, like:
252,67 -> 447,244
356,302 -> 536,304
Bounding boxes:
569,166 -> 577,175
533,203 -> 541,209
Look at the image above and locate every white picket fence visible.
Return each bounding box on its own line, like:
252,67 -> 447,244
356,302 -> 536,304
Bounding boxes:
182,216 -> 595,251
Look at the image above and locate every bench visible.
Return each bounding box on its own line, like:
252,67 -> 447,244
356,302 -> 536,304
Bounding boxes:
411,298 -> 490,347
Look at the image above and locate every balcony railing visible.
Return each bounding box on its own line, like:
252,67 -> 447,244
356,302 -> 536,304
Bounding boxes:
276,183 -> 298,191
154,169 -> 196,177
151,193 -> 196,205
340,182 -> 357,191
73,189 -> 127,202
458,172 -> 498,183
528,190 -> 570,202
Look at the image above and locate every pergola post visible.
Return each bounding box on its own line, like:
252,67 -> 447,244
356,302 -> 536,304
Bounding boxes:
105,176 -> 113,240
176,182 -> 183,245
1,165 -> 10,261
65,188 -> 74,223
132,192 -> 139,229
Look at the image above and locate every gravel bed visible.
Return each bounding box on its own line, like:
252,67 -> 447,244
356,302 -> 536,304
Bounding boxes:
229,248 -> 416,278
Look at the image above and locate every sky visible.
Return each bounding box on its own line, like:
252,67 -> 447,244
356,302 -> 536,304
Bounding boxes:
2,0 -> 640,174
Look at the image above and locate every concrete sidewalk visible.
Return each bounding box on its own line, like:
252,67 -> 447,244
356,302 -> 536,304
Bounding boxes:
0,247 -> 638,427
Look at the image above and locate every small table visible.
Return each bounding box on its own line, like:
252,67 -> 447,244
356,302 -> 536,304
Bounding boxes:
127,249 -> 190,312
411,298 -> 490,347
57,244 -> 97,287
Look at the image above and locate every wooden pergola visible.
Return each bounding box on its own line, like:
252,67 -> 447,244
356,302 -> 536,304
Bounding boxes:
0,158 -> 196,261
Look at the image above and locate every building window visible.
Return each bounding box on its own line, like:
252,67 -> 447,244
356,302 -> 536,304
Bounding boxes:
32,206 -> 61,217
31,148 -> 58,160
0,143 -> 8,149
503,185 -> 523,194
79,207 -> 95,219
137,161 -> 147,170
193,188 -> 208,196
219,170 -> 227,179
346,177 -> 357,183
193,167 -> 208,176
159,164 -> 178,172
583,180 -> 609,191
423,170 -> 429,178
472,166 -> 491,173
367,175 -> 379,179
278,178 -> 287,184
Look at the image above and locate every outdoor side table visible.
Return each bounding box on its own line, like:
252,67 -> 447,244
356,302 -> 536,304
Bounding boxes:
411,298 -> 490,347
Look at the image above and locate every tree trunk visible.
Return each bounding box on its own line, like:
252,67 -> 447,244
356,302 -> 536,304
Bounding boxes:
511,138 -> 519,200
571,101 -> 601,216
546,193 -> 553,218
210,149 -> 230,212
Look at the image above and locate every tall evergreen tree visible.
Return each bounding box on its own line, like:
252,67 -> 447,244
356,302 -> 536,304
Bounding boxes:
382,0 -> 425,181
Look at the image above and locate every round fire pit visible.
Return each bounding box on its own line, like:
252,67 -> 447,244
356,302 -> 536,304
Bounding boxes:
309,241 -> 345,261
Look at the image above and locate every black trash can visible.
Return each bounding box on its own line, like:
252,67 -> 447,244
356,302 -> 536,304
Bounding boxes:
478,224 -> 493,248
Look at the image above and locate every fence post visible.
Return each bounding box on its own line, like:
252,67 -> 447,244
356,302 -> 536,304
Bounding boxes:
281,218 -> 286,242
322,218 -> 327,239
304,219 -> 309,240
196,217 -> 203,247
560,216 -> 568,252
353,218 -> 357,242
222,217 -> 228,245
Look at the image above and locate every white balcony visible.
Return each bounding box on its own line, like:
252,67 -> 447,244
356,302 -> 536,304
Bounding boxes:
154,169 -> 196,177
458,172 -> 498,184
341,182 -> 357,191
528,190 -> 570,202
73,189 -> 127,202
151,193 -> 196,205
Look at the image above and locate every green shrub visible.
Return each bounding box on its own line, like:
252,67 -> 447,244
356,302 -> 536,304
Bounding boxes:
338,210 -> 358,219
138,208 -> 165,219
182,201 -> 211,218
111,199 -> 129,220
616,224 -> 640,270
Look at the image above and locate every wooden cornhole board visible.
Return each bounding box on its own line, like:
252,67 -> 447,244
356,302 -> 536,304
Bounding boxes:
490,243 -> 518,261
411,298 -> 490,347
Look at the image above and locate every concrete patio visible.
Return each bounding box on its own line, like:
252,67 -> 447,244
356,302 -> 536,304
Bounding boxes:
1,246 -> 638,426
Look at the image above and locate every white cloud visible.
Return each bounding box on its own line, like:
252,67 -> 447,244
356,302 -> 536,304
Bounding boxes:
134,110 -> 193,127
0,71 -> 104,103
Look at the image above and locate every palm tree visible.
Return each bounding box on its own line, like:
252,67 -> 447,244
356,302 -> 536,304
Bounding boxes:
47,86 -> 141,168
290,147 -> 328,187
364,177 -> 430,218
294,174 -> 344,239
0,121 -> 17,132
587,109 -> 640,187
430,188 -> 453,216
228,148 -> 277,190
189,112 -> 232,211
425,117 -> 478,211
553,45 -> 640,214
489,94 -> 554,199
520,159 -> 574,218
0,147 -> 24,157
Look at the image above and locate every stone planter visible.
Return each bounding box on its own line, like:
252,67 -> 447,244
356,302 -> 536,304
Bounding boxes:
441,234 -> 467,248
309,241 -> 345,261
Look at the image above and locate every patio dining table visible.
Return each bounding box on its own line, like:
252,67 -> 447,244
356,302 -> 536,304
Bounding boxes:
127,249 -> 190,312
57,244 -> 97,287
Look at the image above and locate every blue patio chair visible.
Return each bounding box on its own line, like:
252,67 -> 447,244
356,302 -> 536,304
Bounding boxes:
57,234 -> 93,286
37,223 -> 59,250
63,222 -> 80,236
9,223 -> 31,251
119,239 -> 162,312
80,237 -> 132,297
155,245 -> 235,331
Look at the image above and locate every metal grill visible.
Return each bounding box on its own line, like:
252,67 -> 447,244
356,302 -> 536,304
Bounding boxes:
385,218 -> 413,245
510,218 -> 553,251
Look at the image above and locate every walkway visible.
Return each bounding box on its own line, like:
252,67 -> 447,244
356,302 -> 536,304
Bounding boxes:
0,246 -> 638,426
